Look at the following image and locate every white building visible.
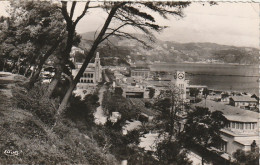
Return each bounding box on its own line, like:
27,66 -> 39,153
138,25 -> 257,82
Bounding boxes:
229,96 -> 258,109
72,52 -> 102,91
193,100 -> 259,157
171,71 -> 189,100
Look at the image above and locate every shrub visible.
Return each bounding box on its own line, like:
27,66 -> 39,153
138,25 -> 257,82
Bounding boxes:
155,140 -> 192,165
145,101 -> 152,108
12,82 -> 59,126
64,94 -> 99,128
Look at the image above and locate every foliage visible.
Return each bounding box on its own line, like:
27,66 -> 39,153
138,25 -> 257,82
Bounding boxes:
74,51 -> 86,63
221,92 -> 229,99
153,86 -> 183,140
155,140 -> 192,165
0,80 -> 117,164
12,82 -> 59,126
127,147 -> 158,165
232,148 -> 259,165
144,101 -> 152,108
0,1 -> 65,74
149,88 -> 155,99
181,106 -> 228,164
182,106 -> 228,148
91,123 -> 157,164
213,49 -> 258,64
114,86 -> 123,96
189,88 -> 200,98
64,94 -> 99,127
57,1 -> 191,115
102,90 -> 139,122
202,88 -> 209,98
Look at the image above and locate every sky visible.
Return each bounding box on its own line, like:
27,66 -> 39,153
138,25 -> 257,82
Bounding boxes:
0,1 -> 259,48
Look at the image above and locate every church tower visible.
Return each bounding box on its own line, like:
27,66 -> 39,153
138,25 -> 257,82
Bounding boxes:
94,52 -> 102,82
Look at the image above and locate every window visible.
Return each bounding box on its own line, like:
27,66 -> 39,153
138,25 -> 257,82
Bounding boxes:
235,122 -> 239,129
245,123 -> 250,129
239,123 -> 244,130
226,122 -> 230,128
232,122 -> 235,128
252,123 -> 255,129
220,141 -> 227,152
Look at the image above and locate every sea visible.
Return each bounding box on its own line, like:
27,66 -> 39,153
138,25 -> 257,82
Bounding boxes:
150,63 -> 259,95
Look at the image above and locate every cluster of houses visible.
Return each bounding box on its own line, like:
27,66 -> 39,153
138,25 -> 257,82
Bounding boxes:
69,47 -> 259,162
111,64 -> 259,161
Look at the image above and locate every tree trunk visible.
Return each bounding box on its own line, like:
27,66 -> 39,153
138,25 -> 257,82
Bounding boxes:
201,157 -> 204,165
56,47 -> 95,117
27,37 -> 64,89
27,65 -> 42,89
55,4 -> 123,122
24,64 -> 31,76
2,59 -> 6,71
45,68 -> 62,98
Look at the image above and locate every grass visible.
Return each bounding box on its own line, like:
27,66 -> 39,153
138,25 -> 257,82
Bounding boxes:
0,73 -> 118,164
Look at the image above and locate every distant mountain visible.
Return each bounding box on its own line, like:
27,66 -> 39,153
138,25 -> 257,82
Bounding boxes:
78,32 -> 259,65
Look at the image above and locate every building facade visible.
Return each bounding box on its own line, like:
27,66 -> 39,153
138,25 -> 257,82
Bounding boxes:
130,67 -> 150,79
229,96 -> 258,109
72,52 -> 102,89
171,71 -> 189,100
193,100 -> 259,157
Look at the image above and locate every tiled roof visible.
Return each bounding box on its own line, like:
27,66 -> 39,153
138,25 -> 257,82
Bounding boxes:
192,100 -> 258,122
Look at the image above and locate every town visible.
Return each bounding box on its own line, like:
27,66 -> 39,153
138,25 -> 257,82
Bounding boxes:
0,1 -> 258,165
68,46 -> 259,164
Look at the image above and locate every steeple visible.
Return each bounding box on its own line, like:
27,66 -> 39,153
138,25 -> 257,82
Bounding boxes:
94,52 -> 102,83
95,52 -> 100,59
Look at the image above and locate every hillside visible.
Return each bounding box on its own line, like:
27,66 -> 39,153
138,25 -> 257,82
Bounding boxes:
79,32 -> 259,65
0,72 -> 118,164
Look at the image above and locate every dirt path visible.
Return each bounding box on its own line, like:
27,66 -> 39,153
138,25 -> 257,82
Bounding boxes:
0,72 -> 16,98
94,86 -> 107,125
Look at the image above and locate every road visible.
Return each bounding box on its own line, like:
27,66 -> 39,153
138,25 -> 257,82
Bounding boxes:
94,85 -> 107,125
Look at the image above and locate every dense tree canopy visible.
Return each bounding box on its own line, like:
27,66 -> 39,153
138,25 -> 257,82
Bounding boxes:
181,106 -> 228,165
233,148 -> 259,165
0,1 -> 66,75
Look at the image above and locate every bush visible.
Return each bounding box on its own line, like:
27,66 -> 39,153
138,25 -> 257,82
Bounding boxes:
145,101 -> 152,108
64,94 -> 98,128
155,140 -> 192,165
233,149 -> 259,165
12,82 -> 59,126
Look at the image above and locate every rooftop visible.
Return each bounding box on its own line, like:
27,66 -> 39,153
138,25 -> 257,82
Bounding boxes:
234,138 -> 259,146
146,80 -> 171,87
230,96 -> 257,102
192,100 -> 259,122
187,85 -> 208,88
76,62 -> 96,69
